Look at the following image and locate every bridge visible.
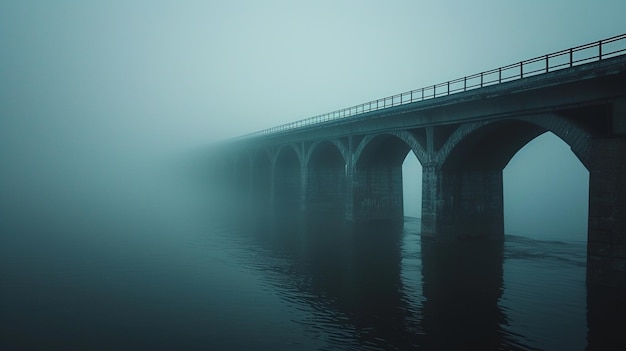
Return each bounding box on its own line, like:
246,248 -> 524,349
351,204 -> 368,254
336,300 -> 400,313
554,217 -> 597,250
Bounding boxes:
210,34 -> 626,288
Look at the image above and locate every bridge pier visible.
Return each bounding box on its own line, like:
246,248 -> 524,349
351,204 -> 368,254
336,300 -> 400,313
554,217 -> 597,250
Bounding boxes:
345,158 -> 355,221
422,164 -> 504,241
587,137 -> 626,287
305,144 -> 347,215
300,163 -> 307,211
353,163 -> 404,223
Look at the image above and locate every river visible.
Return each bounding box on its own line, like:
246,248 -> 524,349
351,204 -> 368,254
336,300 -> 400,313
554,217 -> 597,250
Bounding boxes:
1,173 -> 623,350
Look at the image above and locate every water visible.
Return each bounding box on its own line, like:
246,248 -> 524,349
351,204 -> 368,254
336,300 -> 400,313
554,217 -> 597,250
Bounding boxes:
1,183 -> 623,350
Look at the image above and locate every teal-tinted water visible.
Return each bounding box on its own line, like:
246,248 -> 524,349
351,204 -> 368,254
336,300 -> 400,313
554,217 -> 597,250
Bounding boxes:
5,195 -> 615,351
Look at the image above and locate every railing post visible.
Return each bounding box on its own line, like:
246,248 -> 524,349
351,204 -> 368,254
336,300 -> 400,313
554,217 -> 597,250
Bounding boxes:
421,88 -> 424,100
410,90 -> 413,102
433,84 -> 436,97
520,61 -> 523,78
599,40 -> 603,60
545,54 -> 549,72
464,76 -> 466,91
498,67 -> 501,83
447,81 -> 450,95
569,48 -> 573,67
480,73 -> 483,87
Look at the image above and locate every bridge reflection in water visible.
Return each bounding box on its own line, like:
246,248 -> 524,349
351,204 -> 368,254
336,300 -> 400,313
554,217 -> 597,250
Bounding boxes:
223,204 -> 624,350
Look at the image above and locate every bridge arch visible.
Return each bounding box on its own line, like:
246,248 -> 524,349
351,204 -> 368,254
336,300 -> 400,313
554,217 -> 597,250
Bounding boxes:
353,132 -> 425,222
273,143 -> 303,168
304,139 -> 349,167
436,115 -> 592,171
423,114 -> 593,240
354,130 -> 427,167
305,140 -> 348,214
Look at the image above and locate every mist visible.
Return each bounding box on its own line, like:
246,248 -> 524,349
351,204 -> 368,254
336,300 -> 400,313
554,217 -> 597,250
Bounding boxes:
1,2 -> 624,349
0,1 -> 613,305
0,2 -> 617,300
2,1 -> 622,236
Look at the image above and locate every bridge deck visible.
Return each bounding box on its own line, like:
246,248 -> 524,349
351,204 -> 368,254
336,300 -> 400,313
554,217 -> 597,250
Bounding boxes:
231,34 -> 626,143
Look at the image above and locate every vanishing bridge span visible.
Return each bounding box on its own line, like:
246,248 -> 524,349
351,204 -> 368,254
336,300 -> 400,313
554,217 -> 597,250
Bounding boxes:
211,35 -> 626,287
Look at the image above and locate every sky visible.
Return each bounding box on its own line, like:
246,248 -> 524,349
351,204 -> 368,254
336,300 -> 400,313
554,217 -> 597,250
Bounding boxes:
1,1 -> 624,240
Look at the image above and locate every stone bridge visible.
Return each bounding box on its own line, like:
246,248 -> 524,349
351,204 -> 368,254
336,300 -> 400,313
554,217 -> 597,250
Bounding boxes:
209,35 -> 626,287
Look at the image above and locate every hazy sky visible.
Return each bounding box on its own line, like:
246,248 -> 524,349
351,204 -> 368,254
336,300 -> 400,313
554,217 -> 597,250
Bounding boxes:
1,1 -> 623,240
2,1 -> 624,146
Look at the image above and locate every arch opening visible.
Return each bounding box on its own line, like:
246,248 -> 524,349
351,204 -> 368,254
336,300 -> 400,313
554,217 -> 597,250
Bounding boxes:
354,134 -> 413,223
441,121 -> 546,172
402,151 -> 422,220
503,132 -> 589,242
307,141 -> 346,214
434,120 -> 551,239
436,118 -> 590,241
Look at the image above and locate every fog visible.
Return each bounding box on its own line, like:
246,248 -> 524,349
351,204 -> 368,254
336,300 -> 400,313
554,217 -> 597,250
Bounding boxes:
1,1 -> 624,237
2,2 -> 625,349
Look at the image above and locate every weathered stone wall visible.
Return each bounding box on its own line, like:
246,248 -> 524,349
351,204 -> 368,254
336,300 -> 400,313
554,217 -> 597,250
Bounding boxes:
422,166 -> 504,241
353,164 -> 404,222
587,137 -> 626,287
306,161 -> 346,213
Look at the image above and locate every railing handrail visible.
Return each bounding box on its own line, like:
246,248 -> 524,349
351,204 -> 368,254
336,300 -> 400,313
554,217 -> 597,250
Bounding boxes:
234,33 -> 626,140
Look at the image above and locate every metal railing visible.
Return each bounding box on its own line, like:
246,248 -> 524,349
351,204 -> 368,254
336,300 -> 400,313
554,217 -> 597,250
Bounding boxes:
240,33 -> 626,139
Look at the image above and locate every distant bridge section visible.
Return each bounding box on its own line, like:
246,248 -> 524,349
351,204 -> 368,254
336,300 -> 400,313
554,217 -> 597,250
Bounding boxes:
210,34 -> 626,288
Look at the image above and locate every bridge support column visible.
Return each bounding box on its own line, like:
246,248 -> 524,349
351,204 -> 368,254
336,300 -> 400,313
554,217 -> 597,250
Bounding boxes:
353,163 -> 404,223
300,163 -> 307,211
421,164 -> 504,241
421,163 -> 438,239
345,160 -> 355,221
269,160 -> 275,211
305,160 -> 346,215
587,137 -> 626,287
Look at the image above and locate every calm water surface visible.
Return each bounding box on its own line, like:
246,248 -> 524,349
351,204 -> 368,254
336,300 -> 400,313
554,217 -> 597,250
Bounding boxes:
0,197 -> 622,350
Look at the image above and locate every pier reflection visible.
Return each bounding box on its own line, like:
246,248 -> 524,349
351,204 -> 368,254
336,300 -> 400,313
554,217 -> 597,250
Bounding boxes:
586,284 -> 626,350
232,207 -> 540,350
420,239 -> 531,350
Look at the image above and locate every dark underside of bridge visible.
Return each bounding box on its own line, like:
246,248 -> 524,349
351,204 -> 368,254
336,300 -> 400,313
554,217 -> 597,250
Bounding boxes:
211,55 -> 626,288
